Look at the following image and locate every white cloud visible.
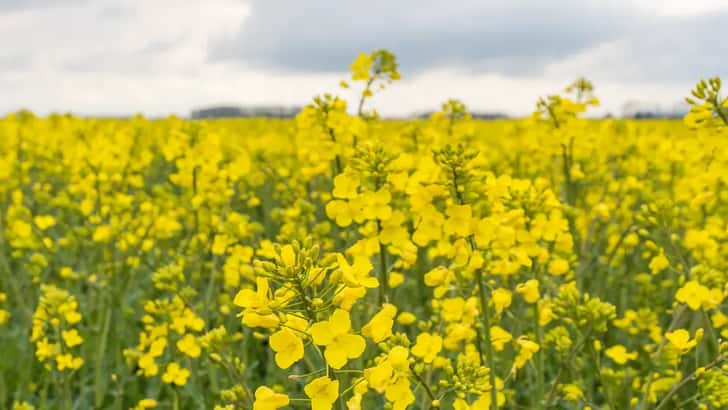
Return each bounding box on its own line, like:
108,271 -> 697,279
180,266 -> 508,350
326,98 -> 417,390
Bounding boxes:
0,0 -> 725,117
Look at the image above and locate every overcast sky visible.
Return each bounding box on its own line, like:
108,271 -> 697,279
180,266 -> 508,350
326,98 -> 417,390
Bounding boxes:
1,0 -> 726,117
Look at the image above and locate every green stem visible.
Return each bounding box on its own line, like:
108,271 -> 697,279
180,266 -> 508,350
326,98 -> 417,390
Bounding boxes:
545,327 -> 593,407
711,97 -> 728,126
654,354 -> 725,410
448,160 -> 497,410
377,220 -> 389,306
204,253 -> 218,321
475,268 -> 498,410
327,128 -> 343,175
357,76 -> 376,117
173,389 -> 180,410
637,305 -> 687,410
410,364 -> 437,408
94,301 -> 113,407
534,303 -> 545,410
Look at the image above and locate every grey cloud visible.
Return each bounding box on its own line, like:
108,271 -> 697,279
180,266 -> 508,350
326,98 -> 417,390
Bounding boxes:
208,0 -> 640,75
545,10 -> 728,85
612,12 -> 728,83
96,4 -> 136,21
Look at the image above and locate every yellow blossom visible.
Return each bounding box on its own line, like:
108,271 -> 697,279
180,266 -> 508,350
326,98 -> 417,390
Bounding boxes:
548,257 -> 569,276
362,303 -> 397,343
513,337 -> 540,370
491,288 -> 512,314
305,376 -> 339,410
676,280 -> 723,310
411,332 -> 443,363
665,329 -> 699,354
61,329 -> 83,348
648,253 -> 670,274
516,279 -> 540,303
605,345 -> 637,365
176,334 -> 201,358
162,362 -> 190,386
253,386 -> 289,410
269,328 -> 304,369
309,309 -> 366,369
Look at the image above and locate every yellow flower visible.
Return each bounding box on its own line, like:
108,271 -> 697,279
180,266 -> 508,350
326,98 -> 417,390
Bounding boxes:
280,244 -> 296,267
332,174 -> 359,199
385,377 -> 415,410
513,337 -> 540,370
561,384 -> 584,401
424,266 -> 454,298
253,386 -> 289,410
538,300 -> 554,326
443,204 -> 473,237
648,253 -> 670,274
665,329 -> 698,354
138,354 -> 159,377
12,401 -> 35,410
548,258 -> 569,276
326,200 -> 355,227
211,234 -> 232,255
388,346 -> 410,371
411,332 -> 442,363
491,288 -> 512,314
490,326 -> 513,351
92,225 -> 112,242
234,278 -> 280,328
365,360 -> 394,392
361,189 -> 392,221
149,338 -> 167,357
59,267 -> 80,280
413,209 -> 445,246
61,329 -> 83,348
605,344 -> 637,365
162,362 -> 190,386
332,286 -> 366,311
711,311 -> 728,328
350,52 -> 373,81
440,297 -> 467,322
396,312 -> 416,325
33,215 -> 56,230
336,254 -> 378,288
362,303 -> 397,343
309,309 -> 366,369
388,272 -> 405,288
269,328 -> 304,369
516,279 -> 540,304
56,353 -> 84,371
304,376 -> 339,410
676,280 -> 723,310
10,220 -> 32,239
132,399 -> 158,409
176,334 -> 201,358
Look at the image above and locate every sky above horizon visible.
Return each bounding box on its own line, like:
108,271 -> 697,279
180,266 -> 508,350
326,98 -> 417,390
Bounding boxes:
1,0 -> 727,118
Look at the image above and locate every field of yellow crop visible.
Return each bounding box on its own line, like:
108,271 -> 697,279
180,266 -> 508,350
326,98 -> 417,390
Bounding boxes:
1,52 -> 727,410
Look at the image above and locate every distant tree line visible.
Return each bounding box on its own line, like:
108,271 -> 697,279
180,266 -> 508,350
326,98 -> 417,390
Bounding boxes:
191,105 -> 302,119
414,111 -> 509,120
189,102 -> 689,120
620,100 -> 687,119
